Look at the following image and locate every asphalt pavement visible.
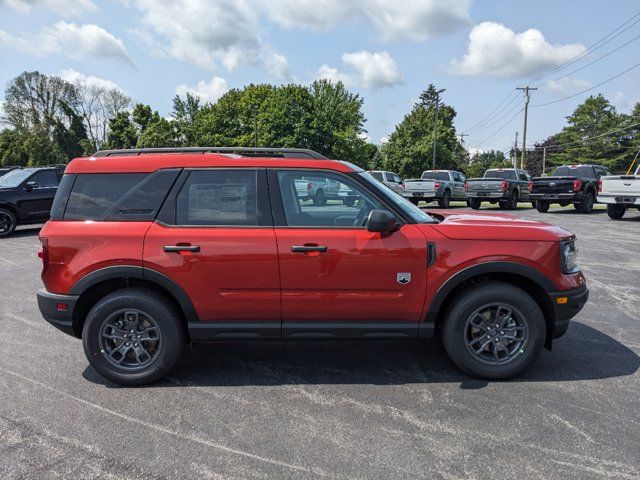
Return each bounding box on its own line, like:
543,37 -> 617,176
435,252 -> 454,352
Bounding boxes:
0,204 -> 638,479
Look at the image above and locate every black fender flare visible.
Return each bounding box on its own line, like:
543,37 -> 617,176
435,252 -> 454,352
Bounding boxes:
69,265 -> 198,322
424,261 -> 556,326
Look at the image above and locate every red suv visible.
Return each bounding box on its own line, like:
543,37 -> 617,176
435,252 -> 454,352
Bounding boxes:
37,147 -> 588,385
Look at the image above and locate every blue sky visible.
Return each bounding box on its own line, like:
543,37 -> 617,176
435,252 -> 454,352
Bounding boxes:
1,0 -> 639,154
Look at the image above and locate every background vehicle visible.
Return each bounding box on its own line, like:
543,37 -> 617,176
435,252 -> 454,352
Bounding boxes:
598,165 -> 640,219
38,147 -> 588,386
0,166 -> 22,178
368,170 -> 404,195
0,165 -> 65,237
531,164 -> 608,213
294,174 -> 360,206
402,170 -> 466,207
465,168 -> 531,210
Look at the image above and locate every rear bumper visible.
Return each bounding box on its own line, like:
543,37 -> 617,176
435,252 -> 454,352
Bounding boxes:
547,285 -> 589,339
37,288 -> 79,337
597,195 -> 640,206
402,193 -> 436,201
465,191 -> 505,199
530,193 -> 581,201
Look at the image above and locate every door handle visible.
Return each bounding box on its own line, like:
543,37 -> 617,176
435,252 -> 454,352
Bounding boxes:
163,245 -> 201,252
291,245 -> 328,253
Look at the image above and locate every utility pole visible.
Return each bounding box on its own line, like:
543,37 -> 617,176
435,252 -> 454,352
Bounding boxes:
512,131 -> 518,169
432,88 -> 446,169
542,146 -> 547,176
516,86 -> 537,169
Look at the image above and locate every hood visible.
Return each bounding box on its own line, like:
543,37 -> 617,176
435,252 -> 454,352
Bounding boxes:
427,210 -> 573,242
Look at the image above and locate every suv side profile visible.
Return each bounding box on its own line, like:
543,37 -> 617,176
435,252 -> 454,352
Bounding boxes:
37,148 -> 588,385
0,165 -> 66,237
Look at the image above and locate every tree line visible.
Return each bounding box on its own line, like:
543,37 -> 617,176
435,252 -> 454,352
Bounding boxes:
1,70 -> 639,177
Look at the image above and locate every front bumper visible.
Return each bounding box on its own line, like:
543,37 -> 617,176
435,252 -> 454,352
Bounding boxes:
37,288 -> 79,337
547,284 -> 589,339
597,195 -> 640,206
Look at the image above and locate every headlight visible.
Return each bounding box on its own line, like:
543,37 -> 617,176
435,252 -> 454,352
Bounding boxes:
561,240 -> 579,274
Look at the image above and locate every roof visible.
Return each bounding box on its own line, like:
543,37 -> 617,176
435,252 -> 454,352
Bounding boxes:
65,153 -> 356,174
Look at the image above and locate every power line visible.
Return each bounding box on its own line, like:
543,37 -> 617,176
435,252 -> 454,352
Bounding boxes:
526,121 -> 640,149
531,62 -> 640,107
469,107 -> 524,149
465,97 -> 524,135
461,91 -> 518,133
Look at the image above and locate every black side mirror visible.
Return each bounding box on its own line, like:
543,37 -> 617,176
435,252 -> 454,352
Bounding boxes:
366,210 -> 397,233
24,181 -> 39,191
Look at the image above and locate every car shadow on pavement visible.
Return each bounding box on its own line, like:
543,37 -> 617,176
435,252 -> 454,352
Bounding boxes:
3,227 -> 42,238
83,322 -> 639,389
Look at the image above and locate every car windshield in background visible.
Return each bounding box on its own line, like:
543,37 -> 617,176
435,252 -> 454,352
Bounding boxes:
370,172 -> 384,181
422,172 -> 450,181
553,166 -> 593,177
358,172 -> 436,224
484,170 -> 516,180
0,168 -> 34,188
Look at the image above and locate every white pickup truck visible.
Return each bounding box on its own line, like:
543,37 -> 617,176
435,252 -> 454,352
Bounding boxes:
598,165 -> 640,219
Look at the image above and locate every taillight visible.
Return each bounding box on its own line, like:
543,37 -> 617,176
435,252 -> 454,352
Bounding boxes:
573,179 -> 582,192
597,180 -> 602,193
501,179 -> 508,191
464,181 -> 469,190
529,181 -> 534,191
38,237 -> 49,273
434,181 -> 440,190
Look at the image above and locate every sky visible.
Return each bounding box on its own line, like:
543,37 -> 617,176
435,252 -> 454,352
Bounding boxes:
1,0 -> 639,155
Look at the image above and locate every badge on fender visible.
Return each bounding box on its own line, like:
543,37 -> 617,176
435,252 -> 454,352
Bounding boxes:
397,273 -> 411,285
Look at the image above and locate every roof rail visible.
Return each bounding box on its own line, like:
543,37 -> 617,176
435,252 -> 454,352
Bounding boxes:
92,147 -> 328,160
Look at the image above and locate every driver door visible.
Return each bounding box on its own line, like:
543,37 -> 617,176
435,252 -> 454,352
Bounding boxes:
270,169 -> 428,332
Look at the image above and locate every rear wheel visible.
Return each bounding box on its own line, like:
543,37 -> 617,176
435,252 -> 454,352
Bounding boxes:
0,208 -> 17,237
409,198 -> 420,205
506,190 -> 519,209
576,191 -> 594,213
343,197 -> 355,207
607,204 -> 626,219
535,200 -> 550,213
313,189 -> 326,206
442,282 -> 545,379
438,190 -> 451,208
82,287 -> 186,386
469,198 -> 481,210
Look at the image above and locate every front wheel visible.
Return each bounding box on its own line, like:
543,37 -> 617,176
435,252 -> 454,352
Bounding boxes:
438,190 -> 451,208
82,288 -> 186,386
441,282 -> 545,379
469,198 -> 481,210
607,204 -> 626,219
0,208 -> 17,237
535,200 -> 550,213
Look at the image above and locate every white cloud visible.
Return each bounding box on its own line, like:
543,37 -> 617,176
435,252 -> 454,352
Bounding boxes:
263,0 -> 471,41
545,77 -> 591,96
317,50 -> 402,90
0,21 -> 133,66
0,0 -> 96,16
264,51 -> 289,80
175,76 -> 229,103
59,68 -> 123,92
450,22 -> 585,78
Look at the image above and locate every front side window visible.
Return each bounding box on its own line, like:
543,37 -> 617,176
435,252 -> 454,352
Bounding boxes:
176,170 -> 257,226
277,170 -> 389,227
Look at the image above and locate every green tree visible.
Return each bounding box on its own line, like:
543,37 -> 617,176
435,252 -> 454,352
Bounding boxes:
464,150 -> 510,178
381,84 -> 461,178
137,117 -> 177,147
172,93 -> 202,146
106,112 -> 138,149
0,129 -> 28,166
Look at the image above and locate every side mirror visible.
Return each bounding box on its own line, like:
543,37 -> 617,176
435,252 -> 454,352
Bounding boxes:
25,181 -> 39,191
366,210 -> 397,233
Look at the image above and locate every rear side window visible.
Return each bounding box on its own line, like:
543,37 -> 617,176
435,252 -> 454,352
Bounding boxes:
50,174 -> 75,220
63,171 -> 178,221
176,170 -> 257,226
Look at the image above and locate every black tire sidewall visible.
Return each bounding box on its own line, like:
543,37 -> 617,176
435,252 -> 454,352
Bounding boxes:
607,204 -> 625,219
580,192 -> 594,213
82,288 -> 185,385
0,208 -> 17,237
535,200 -> 549,213
469,198 -> 481,209
439,190 -> 450,208
442,282 -> 545,380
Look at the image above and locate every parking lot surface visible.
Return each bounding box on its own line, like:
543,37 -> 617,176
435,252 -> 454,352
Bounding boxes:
1,205 -> 638,479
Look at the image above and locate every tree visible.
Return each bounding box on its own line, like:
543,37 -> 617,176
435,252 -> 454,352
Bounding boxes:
381,84 -> 462,178
464,150 -> 510,178
106,112 -> 138,149
0,129 -> 28,166
172,93 -> 202,146
137,117 -> 177,147
52,101 -> 87,160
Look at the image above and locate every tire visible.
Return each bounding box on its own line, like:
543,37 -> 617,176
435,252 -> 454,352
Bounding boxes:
576,191 -> 594,213
607,204 -> 626,219
313,189 -> 326,206
498,201 -> 508,209
469,198 -> 481,210
441,281 -> 546,380
0,208 -> 17,238
343,197 -> 355,207
438,190 -> 451,208
506,190 -> 519,210
82,287 -> 186,386
535,200 -> 550,213
409,198 -> 419,205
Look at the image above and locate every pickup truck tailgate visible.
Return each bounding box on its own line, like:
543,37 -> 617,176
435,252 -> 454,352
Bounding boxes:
531,177 -> 576,194
403,179 -> 436,194
466,179 -> 503,191
600,176 -> 640,196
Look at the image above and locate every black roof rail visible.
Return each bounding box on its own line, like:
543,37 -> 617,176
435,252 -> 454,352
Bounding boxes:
92,147 -> 328,160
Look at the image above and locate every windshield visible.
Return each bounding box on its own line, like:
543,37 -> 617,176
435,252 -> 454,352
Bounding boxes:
358,172 -> 436,224
422,171 -> 449,181
0,169 -> 34,188
484,170 -> 516,180
553,166 -> 593,177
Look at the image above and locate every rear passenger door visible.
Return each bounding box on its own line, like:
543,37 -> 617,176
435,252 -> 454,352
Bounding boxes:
20,170 -> 60,220
451,172 -> 466,200
143,169 -> 281,334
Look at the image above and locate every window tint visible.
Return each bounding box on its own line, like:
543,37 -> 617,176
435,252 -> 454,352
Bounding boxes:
277,170 -> 389,227
391,173 -> 402,183
518,172 -> 529,181
50,174 -> 75,220
485,170 -> 516,180
31,170 -> 59,188
370,171 -> 384,181
64,174 -> 147,220
553,166 -> 595,177
421,171 -> 450,181
176,170 -> 257,226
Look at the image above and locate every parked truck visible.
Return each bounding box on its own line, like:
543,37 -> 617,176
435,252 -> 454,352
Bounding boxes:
597,165 -> 640,219
465,168 -> 531,210
402,170 -> 467,208
530,164 -> 609,213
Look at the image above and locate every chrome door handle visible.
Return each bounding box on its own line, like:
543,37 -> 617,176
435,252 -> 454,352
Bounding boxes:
291,245 -> 328,253
163,245 -> 201,252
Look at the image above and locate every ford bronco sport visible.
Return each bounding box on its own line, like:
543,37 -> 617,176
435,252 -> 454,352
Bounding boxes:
37,147 -> 588,385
